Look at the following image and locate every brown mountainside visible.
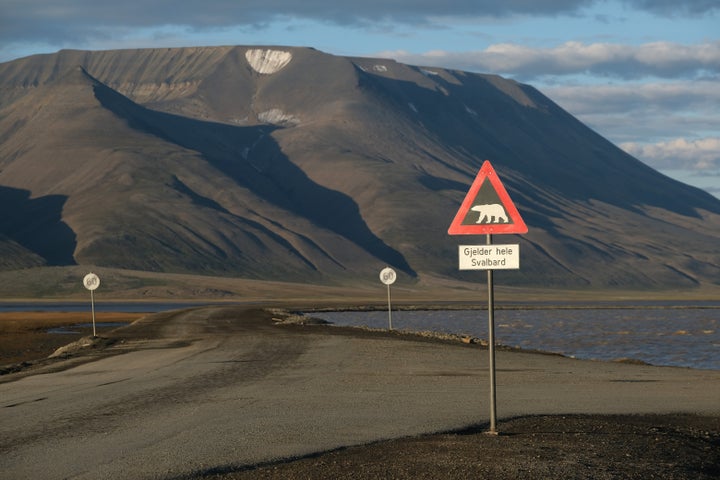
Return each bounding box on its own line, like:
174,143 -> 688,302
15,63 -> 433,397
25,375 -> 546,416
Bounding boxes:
1,46 -> 719,289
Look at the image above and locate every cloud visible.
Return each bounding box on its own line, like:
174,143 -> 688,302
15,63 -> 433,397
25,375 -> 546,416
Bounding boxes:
542,81 -> 720,117
540,80 -> 720,143
624,0 -> 720,16
381,41 -> 720,80
620,138 -> 720,171
1,0 -> 717,46
0,1 -> 567,45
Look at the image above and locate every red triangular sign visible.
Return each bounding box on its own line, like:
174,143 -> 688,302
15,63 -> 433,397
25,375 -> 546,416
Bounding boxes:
448,161 -> 528,235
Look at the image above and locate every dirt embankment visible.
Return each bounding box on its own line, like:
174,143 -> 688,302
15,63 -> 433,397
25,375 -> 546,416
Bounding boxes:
0,311 -> 142,368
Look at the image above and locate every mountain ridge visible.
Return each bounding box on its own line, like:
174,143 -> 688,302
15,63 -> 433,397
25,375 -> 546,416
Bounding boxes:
1,46 -> 718,289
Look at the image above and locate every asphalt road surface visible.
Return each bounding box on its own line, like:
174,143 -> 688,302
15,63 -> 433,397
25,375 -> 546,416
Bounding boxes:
2,306 -> 719,479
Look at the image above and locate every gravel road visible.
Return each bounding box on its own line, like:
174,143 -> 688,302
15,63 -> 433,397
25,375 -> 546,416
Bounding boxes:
1,306 -> 719,479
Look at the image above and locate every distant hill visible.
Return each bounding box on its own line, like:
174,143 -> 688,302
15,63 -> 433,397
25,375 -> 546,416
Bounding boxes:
1,46 -> 718,289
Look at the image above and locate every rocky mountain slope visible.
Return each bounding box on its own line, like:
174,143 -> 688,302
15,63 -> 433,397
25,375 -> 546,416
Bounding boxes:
1,46 -> 718,288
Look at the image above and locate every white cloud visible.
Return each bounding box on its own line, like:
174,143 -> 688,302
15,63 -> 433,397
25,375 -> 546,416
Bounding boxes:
540,80 -> 720,144
542,81 -> 720,116
380,41 -> 720,80
620,138 -> 720,171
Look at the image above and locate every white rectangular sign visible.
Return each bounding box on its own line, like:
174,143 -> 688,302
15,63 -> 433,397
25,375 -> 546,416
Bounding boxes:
459,244 -> 520,270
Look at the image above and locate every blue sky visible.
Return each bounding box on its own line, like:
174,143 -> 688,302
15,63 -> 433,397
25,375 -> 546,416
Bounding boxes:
1,0 -> 718,198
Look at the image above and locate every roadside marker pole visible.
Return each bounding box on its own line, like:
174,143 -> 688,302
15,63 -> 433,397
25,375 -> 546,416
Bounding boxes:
386,282 -> 393,330
487,234 -> 498,434
379,267 -> 397,330
83,273 -> 100,338
90,288 -> 97,337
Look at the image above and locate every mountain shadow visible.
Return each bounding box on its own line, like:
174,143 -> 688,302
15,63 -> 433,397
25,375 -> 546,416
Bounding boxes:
91,77 -> 415,275
0,185 -> 77,265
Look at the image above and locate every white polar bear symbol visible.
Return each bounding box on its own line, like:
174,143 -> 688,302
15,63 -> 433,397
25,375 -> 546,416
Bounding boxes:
471,203 -> 508,224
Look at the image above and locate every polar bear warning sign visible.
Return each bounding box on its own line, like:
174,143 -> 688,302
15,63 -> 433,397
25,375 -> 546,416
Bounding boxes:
448,160 -> 528,235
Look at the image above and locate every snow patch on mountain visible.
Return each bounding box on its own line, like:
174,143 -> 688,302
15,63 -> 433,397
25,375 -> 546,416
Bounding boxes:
258,109 -> 299,126
245,49 -> 293,74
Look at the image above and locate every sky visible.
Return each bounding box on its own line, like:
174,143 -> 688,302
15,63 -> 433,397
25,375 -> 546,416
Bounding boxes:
1,0 -> 718,198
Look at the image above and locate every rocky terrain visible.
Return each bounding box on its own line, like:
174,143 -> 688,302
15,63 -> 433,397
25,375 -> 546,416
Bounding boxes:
1,46 -> 719,291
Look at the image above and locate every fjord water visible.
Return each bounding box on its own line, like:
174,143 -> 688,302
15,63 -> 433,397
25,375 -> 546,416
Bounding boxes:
0,302 -> 210,313
316,305 -> 720,371
3,301 -> 717,370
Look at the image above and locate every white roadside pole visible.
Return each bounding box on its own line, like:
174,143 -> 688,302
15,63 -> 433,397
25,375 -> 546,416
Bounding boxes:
448,160 -> 528,435
83,273 -> 101,337
379,267 -> 397,330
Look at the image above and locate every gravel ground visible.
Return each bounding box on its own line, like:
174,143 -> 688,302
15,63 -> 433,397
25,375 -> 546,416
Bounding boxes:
204,414 -> 720,480
2,308 -> 719,480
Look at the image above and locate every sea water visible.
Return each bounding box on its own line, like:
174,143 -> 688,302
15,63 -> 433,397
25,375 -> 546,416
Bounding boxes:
314,306 -> 720,371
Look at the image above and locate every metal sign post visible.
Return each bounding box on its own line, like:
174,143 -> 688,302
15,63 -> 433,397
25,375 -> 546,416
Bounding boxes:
379,267 -> 397,330
448,160 -> 528,435
486,234 -> 498,434
83,273 -> 100,337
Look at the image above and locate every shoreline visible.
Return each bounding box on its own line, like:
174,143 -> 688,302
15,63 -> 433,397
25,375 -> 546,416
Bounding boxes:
2,299 -> 720,311
0,311 -> 144,369
3,306 -> 719,375
302,308 -> 720,371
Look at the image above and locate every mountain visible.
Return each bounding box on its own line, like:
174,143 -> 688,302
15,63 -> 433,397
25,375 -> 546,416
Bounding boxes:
0,46 -> 718,290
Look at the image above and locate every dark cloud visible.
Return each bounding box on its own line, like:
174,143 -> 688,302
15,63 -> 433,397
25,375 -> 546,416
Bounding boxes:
624,0 -> 720,16
1,0 -> 715,45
